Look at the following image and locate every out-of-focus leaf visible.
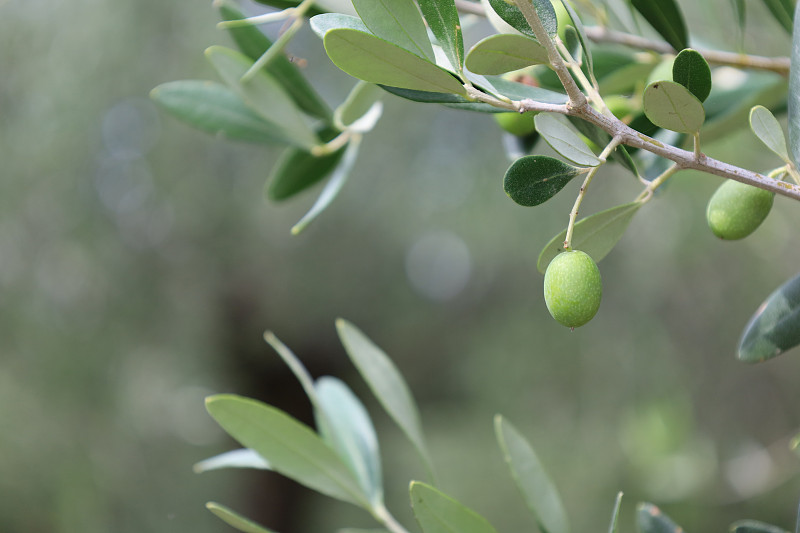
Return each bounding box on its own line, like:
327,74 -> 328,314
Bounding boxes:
534,113 -> 601,166
487,0 -> 558,38
193,448 -> 271,473
335,319 -> 435,479
568,118 -> 639,175
316,376 -> 383,506
636,503 -> 683,533
750,105 -> 791,162
351,0 -> 434,61
560,0 -> 593,73
419,0 -> 465,73
150,81 -> 291,144
630,0 -> 688,51
323,29 -> 466,94
730,520 -> 789,533
205,46 -> 319,148
642,80 -> 705,133
672,49 -> 712,103
788,0 -> 800,167
205,394 -> 369,507
292,137 -> 361,234
731,0 -> 746,48
310,13 -> 371,37
503,130 -> 542,160
206,502 -> 276,533
267,136 -> 348,202
410,482 -> 498,533
495,416 -> 570,533
488,77 -> 568,103
705,72 -> 786,144
251,0 -> 326,16
378,86 -> 499,112
761,0 -> 794,33
738,271 -> 800,363
563,26 -> 581,62
465,34 -> 549,75
503,155 -> 582,207
608,493 -> 624,533
537,202 -> 642,273
335,82 -> 383,130
218,3 -> 332,121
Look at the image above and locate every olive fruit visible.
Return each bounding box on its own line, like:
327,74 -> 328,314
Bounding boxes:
494,112 -> 536,137
543,250 -> 602,328
706,180 -> 774,240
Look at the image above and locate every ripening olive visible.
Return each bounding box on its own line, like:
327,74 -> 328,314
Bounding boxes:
494,112 -> 536,137
706,180 -> 775,240
543,250 -> 602,328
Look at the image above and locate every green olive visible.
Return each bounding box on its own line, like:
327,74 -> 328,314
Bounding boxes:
543,250 -> 602,328
706,180 -> 775,240
494,112 -> 536,137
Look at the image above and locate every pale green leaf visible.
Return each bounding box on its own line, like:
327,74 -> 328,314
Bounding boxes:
489,77 -> 568,104
206,502 -> 276,533
495,416 -> 569,533
788,2 -> 800,168
193,448 -> 271,473
608,492 -> 624,533
204,46 -> 319,148
410,482 -> 498,533
323,29 -> 466,95
352,0 -> 435,61
418,0 -> 465,72
642,80 -> 705,133
536,202 -> 641,273
534,113 -> 601,166
310,13 -> 371,38
205,394 -> 369,507
335,82 -> 384,130
465,34 -> 549,75
738,271 -> 800,362
750,105 -> 791,162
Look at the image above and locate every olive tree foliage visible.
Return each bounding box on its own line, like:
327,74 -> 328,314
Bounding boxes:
151,0 -> 800,531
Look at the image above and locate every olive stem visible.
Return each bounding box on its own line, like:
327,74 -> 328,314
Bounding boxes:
636,163 -> 681,203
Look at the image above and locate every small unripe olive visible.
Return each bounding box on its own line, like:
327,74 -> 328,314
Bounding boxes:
494,112 -> 536,137
706,180 -> 775,240
543,250 -> 602,328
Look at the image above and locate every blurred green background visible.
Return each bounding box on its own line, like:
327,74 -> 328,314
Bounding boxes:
2,0 -> 800,532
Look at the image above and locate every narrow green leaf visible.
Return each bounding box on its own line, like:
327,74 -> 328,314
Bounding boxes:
495,416 -> 570,533
193,448 -> 271,474
568,118 -> 639,176
310,13 -> 371,37
534,113 -> 601,166
292,137 -> 361,234
560,0 -> 594,74
335,82 -> 384,130
218,3 -> 332,121
335,319 -> 435,479
788,0 -> 800,167
608,493 -> 624,533
266,139 -> 348,202
642,80 -> 705,133
419,0 -> 465,73
378,85 -> 495,111
150,81 -> 290,144
761,0 -> 794,33
316,376 -> 384,506
672,49 -> 712,103
630,0 -> 688,51
206,502 -> 276,533
410,482 -> 498,533
536,202 -> 642,273
323,29 -> 466,95
738,271 -> 800,363
487,0 -> 558,38
503,155 -> 582,207
465,34 -> 550,75
563,26 -> 582,62
205,46 -> 319,148
731,0 -> 746,49
252,0 -> 325,15
730,520 -> 789,533
489,77 -> 568,104
263,331 -> 322,408
352,0 -> 435,61
205,394 -> 369,507
750,105 -> 791,162
636,503 -> 682,533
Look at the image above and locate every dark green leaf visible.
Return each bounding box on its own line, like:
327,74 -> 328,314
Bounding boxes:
310,13 -> 371,37
206,502 -> 276,533
150,81 -> 291,144
536,202 -> 642,273
410,482 -> 499,533
495,416 -> 570,533
323,29 -> 466,94
567,118 -> 639,175
419,0 -> 465,72
672,49 -> 712,102
761,0 -> 794,33
563,26 -> 581,62
560,0 -> 593,73
487,0 -> 558,38
205,394 -> 369,507
193,449 -> 271,473
503,155 -> 582,207
642,80 -> 705,133
267,133 -> 347,202
218,3 -> 332,121
788,0 -> 800,167
738,271 -> 800,362
465,34 -> 550,75
630,0 -> 688,51
730,520 -> 789,533
352,0 -> 435,61
636,503 -> 683,533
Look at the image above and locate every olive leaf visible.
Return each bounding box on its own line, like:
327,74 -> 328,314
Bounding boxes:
410,482 -> 499,533
789,0 -> 800,168
672,49 -> 712,103
534,113 -> 602,167
465,34 -> 549,75
503,156 -> 583,207
738,271 -> 800,363
630,0 -> 688,51
418,0 -> 465,73
351,0 -> 435,61
749,105 -> 792,163
193,448 -> 271,473
636,503 -> 683,533
486,0 -> 558,38
642,80 -> 705,134
206,502 -> 276,533
760,0 -> 794,33
608,493 -> 624,533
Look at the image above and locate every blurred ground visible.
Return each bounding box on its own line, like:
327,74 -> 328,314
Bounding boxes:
2,1 -> 800,533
